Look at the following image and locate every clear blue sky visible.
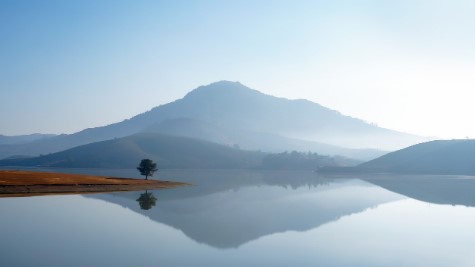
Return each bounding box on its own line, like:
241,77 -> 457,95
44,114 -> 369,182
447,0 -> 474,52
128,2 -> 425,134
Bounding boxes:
1,0 -> 475,138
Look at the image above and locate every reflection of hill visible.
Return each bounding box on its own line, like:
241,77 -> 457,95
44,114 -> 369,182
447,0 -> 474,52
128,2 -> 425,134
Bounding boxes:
362,174 -> 475,207
89,170 -> 402,248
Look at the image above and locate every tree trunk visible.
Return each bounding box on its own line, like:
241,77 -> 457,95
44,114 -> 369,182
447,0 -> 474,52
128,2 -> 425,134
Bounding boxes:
145,175 -> 148,180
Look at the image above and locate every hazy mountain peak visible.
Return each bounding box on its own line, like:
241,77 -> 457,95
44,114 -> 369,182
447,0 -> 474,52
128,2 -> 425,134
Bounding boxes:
191,80 -> 248,91
183,80 -> 263,101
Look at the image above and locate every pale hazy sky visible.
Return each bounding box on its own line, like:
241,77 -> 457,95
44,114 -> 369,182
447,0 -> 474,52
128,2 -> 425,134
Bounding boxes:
1,0 -> 475,138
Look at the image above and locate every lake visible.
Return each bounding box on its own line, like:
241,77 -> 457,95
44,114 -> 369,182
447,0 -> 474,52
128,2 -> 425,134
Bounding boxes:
2,169 -> 475,267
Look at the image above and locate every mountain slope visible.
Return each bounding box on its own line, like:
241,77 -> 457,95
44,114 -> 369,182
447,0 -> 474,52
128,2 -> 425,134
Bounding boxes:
0,81 -> 424,159
357,139 -> 475,175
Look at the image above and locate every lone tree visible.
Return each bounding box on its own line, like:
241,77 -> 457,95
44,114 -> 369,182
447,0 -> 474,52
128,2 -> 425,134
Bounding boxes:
137,159 -> 158,180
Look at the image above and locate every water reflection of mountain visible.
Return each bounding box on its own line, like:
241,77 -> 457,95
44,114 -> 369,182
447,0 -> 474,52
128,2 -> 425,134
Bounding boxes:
361,174 -> 475,207
89,170 -> 402,249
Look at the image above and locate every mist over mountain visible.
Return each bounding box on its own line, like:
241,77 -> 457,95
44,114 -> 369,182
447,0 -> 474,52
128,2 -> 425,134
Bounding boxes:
144,118 -> 384,160
0,81 -> 424,160
356,139 -> 475,175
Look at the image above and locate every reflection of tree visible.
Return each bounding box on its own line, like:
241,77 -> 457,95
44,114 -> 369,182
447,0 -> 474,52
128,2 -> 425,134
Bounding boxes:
136,190 -> 157,210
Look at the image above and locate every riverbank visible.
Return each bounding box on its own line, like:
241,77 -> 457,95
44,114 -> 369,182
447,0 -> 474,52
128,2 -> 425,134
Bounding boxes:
0,170 -> 187,197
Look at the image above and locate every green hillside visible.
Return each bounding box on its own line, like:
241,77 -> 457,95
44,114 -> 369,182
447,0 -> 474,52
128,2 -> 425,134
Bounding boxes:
0,133 -> 263,169
0,133 -> 358,170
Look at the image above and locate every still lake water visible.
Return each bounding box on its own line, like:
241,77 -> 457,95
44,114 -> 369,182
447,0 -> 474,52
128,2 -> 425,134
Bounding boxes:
2,168 -> 475,267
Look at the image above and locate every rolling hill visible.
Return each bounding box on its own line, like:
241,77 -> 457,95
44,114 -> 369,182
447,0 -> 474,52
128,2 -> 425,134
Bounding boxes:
0,133 -> 358,169
356,139 -> 475,175
0,81 -> 425,160
0,133 -> 263,169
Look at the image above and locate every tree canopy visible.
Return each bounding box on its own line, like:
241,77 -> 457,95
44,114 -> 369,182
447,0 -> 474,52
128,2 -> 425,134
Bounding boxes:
137,159 -> 158,180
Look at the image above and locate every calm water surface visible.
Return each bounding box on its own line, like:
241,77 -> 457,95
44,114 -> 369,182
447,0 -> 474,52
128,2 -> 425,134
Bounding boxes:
2,169 -> 475,267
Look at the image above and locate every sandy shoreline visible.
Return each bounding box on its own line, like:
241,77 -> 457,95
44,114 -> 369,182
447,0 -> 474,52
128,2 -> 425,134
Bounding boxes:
0,170 -> 187,197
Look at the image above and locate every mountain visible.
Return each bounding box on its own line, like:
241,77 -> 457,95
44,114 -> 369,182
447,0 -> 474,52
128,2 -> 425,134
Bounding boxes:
133,81 -> 424,150
0,133 -> 56,145
355,139 -> 475,175
0,81 -> 424,159
0,133 -> 356,169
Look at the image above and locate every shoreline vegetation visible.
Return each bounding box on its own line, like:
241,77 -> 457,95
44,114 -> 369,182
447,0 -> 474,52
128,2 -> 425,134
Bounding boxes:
0,170 -> 187,198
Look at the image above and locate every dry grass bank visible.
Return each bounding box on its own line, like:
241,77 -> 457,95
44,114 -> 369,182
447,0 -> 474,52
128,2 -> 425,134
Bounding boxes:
0,170 -> 187,197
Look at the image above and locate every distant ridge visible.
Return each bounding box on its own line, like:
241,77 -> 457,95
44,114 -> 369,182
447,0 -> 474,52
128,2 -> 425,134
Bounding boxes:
0,81 -> 425,159
0,133 -> 56,145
